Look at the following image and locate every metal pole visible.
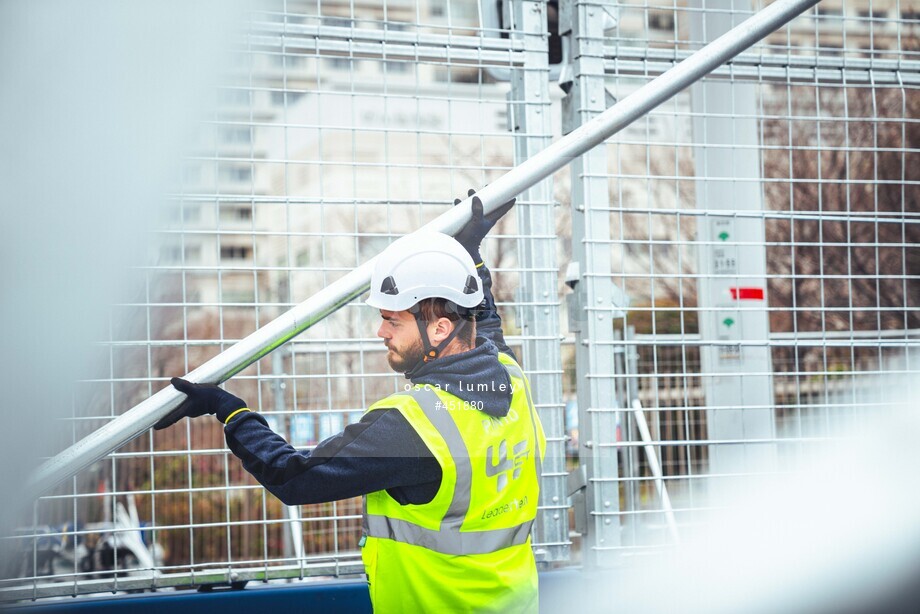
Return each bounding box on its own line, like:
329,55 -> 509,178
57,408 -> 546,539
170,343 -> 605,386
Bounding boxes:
631,400 -> 680,544
459,0 -> 822,214
27,0 -> 821,499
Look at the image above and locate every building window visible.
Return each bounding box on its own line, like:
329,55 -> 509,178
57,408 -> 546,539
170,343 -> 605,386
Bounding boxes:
495,108 -> 508,131
220,205 -> 253,223
816,7 -> 843,19
271,52 -> 306,67
649,10 -> 674,31
384,60 -> 409,74
327,56 -> 355,71
220,126 -> 252,145
271,90 -> 305,106
219,166 -> 252,183
168,204 -> 201,223
161,245 -> 201,263
220,245 -> 252,260
322,16 -> 353,28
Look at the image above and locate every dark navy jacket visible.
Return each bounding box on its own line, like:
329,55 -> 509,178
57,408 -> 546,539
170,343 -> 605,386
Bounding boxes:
224,263 -> 517,506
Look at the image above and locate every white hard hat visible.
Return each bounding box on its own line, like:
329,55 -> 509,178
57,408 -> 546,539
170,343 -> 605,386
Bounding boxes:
366,231 -> 483,312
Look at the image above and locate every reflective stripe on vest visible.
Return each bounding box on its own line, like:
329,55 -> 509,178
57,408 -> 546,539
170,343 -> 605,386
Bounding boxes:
364,514 -> 532,556
364,385 -> 535,555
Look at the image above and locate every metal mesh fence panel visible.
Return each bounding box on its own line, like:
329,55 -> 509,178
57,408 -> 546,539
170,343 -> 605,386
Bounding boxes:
2,0 -> 918,601
563,0 -> 919,566
0,0 -> 564,599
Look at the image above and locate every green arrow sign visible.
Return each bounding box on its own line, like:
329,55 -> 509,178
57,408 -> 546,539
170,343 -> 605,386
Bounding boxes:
722,317 -> 735,328
718,231 -> 730,241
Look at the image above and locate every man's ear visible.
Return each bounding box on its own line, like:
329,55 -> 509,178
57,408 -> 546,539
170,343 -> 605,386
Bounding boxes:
428,317 -> 454,345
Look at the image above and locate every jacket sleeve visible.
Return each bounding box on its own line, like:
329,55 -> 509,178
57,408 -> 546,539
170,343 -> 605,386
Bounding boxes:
474,262 -> 518,361
223,409 -> 441,505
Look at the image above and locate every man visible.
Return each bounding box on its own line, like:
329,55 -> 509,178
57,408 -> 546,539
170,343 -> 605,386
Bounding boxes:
155,194 -> 546,613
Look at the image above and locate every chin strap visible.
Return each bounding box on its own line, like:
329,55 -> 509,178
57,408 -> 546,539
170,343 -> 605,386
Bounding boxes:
411,309 -> 470,364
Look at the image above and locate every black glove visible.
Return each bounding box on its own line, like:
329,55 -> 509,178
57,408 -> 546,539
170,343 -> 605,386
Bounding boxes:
154,377 -> 248,430
453,189 -> 516,264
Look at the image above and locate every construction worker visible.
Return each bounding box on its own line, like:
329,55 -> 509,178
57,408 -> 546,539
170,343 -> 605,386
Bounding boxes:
155,193 -> 546,613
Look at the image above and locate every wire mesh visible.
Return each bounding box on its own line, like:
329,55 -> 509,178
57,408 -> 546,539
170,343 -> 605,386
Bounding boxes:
565,0 -> 919,562
0,0 -> 542,599
2,0 -> 919,601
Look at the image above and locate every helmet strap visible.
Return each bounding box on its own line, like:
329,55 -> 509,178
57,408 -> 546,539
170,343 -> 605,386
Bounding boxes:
410,309 -> 469,364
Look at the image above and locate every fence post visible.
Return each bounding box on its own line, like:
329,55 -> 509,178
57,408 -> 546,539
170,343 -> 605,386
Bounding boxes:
561,0 -> 622,567
689,0 -> 778,494
508,0 -> 570,562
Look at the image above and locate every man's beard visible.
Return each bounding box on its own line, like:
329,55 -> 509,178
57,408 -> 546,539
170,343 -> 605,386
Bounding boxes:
386,337 -> 425,373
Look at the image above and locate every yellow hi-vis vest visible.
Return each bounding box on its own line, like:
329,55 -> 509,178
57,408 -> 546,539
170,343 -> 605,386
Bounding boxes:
361,353 -> 546,614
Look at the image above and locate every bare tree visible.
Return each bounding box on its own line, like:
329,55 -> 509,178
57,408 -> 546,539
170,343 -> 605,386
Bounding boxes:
762,84 -> 920,336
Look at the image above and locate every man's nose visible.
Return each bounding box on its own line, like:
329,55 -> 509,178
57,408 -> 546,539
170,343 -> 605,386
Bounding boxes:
376,323 -> 387,339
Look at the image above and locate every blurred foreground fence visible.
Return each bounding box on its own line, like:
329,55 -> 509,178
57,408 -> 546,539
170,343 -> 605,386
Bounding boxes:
3,0 -> 919,601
